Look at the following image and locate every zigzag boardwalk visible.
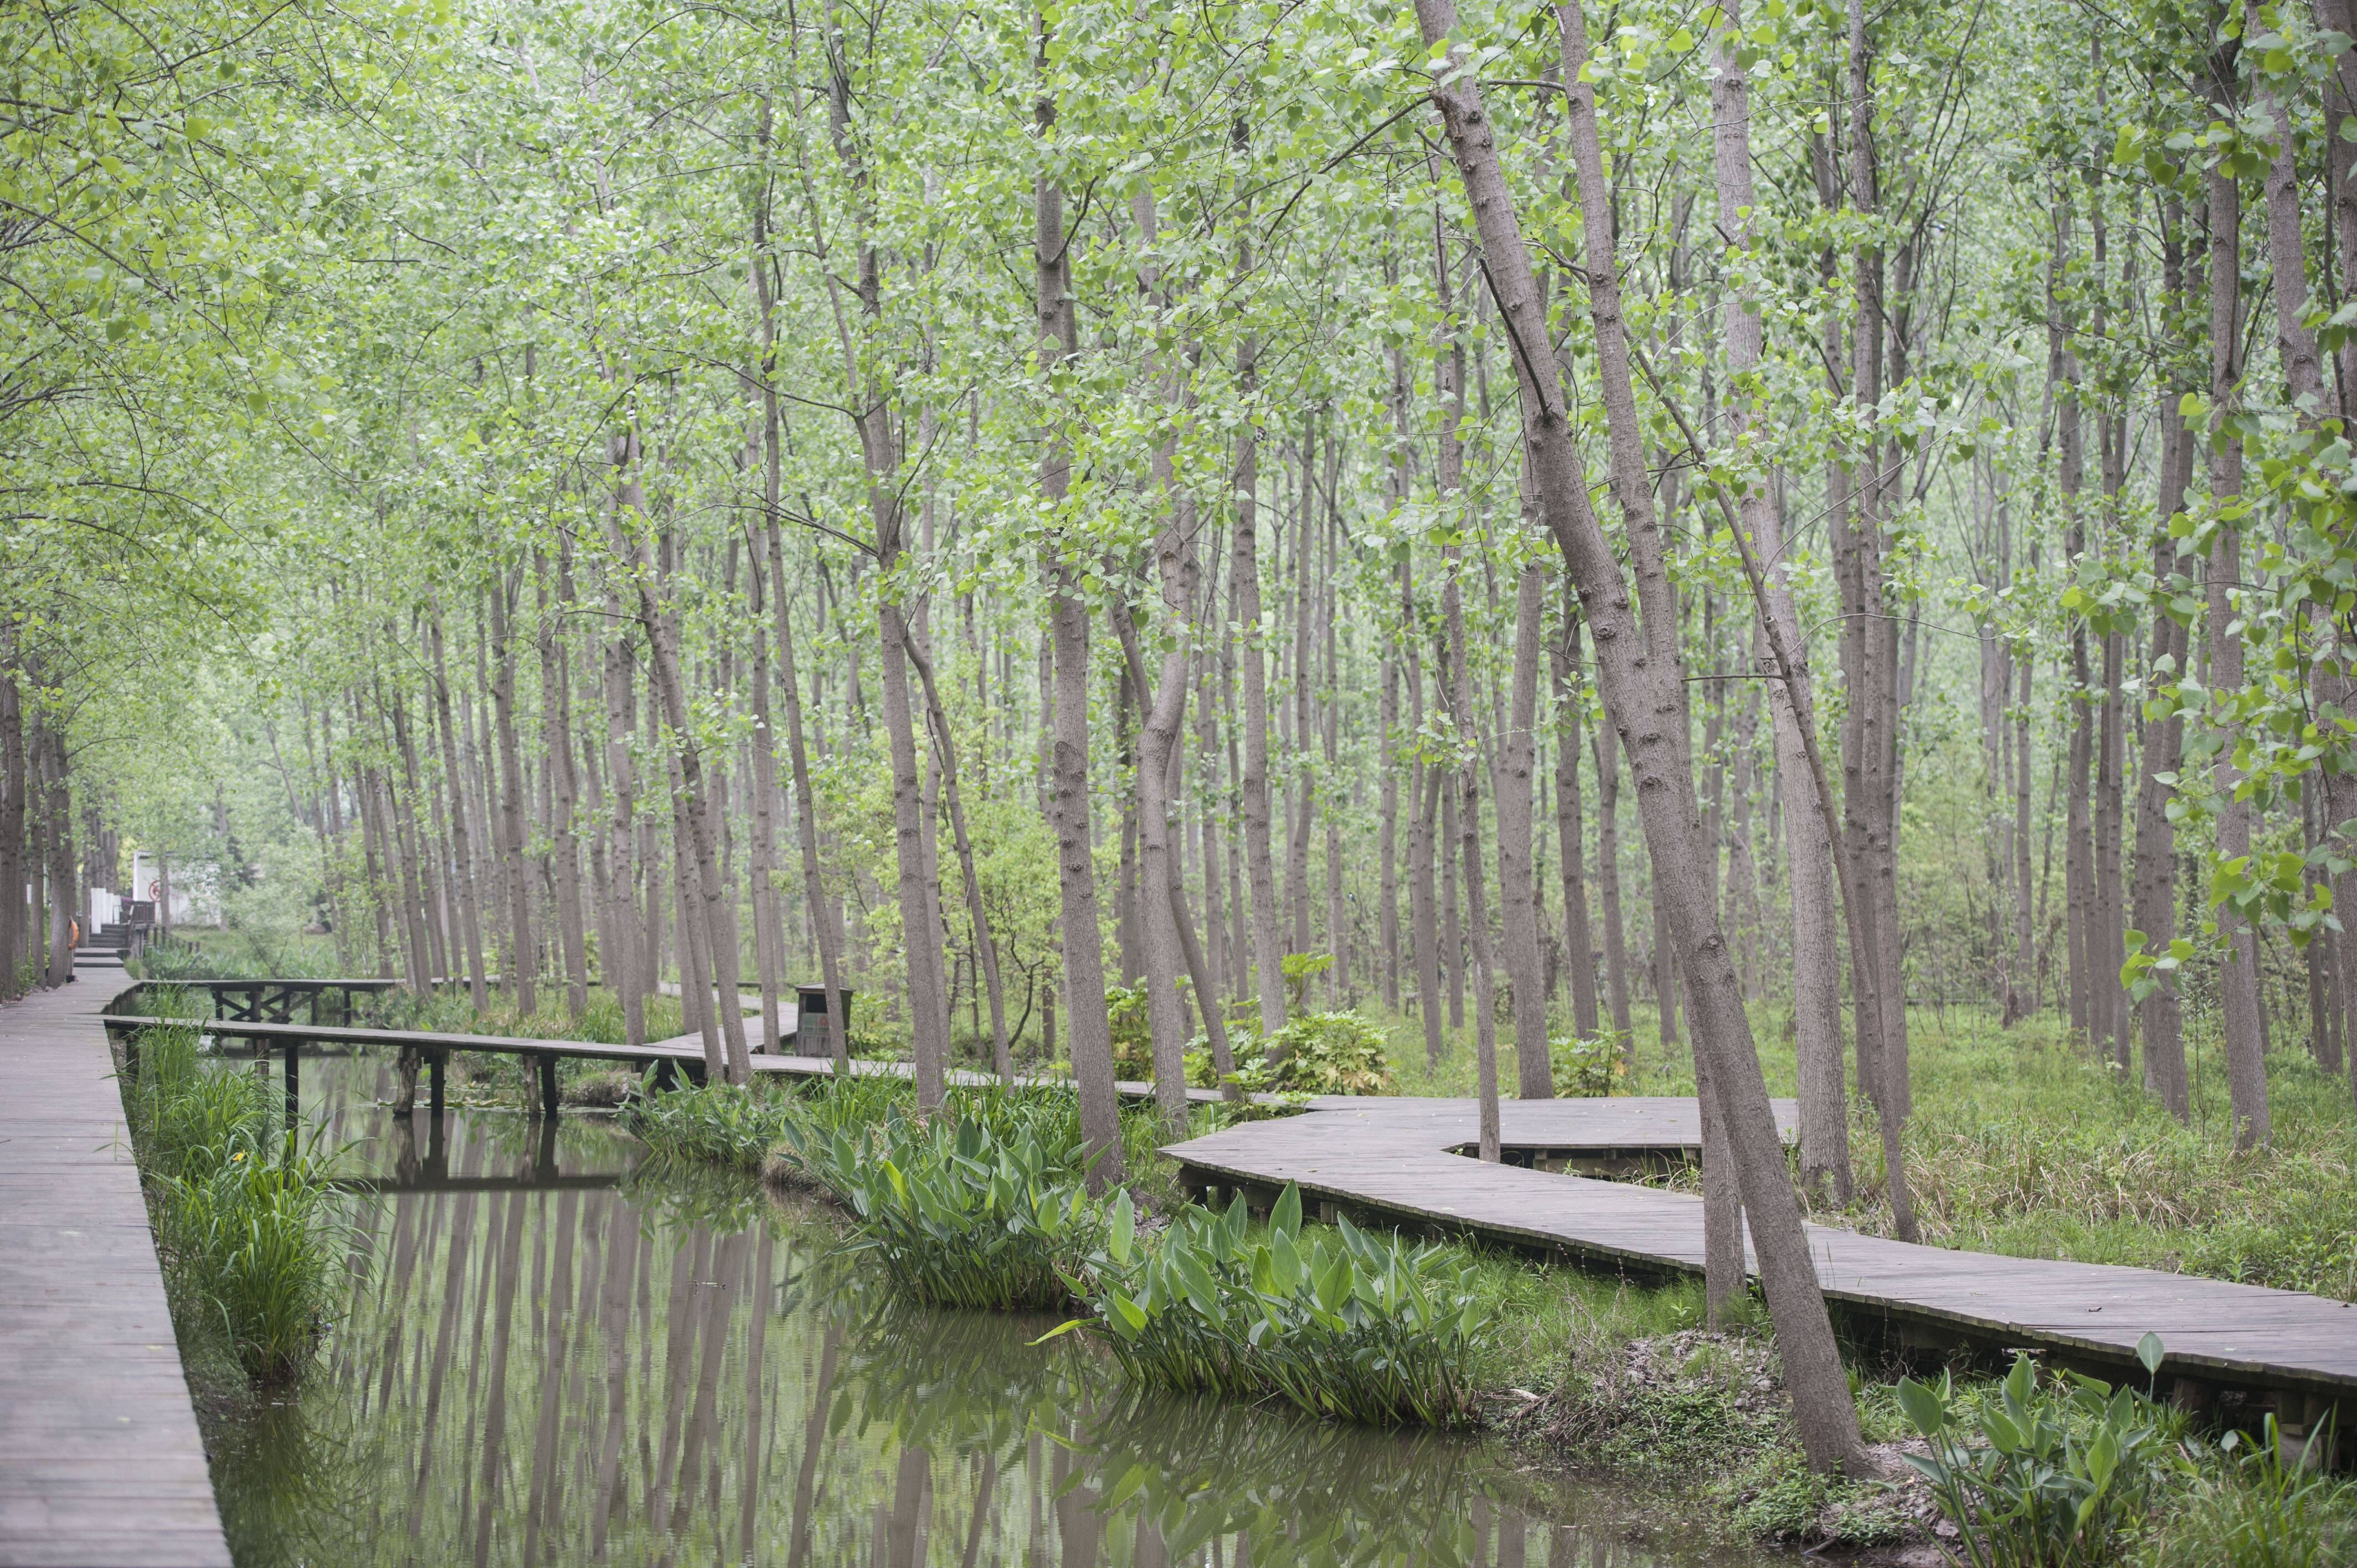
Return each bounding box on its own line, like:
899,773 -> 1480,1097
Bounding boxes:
1166,1100 -> 2357,1452
0,963 -> 230,1568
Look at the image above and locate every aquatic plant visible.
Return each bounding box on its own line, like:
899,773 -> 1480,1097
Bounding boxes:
627,1076 -> 797,1171
784,1092 -> 1100,1310
1058,1183 -> 1483,1428
126,1023 -> 349,1381
1897,1343 -> 2169,1568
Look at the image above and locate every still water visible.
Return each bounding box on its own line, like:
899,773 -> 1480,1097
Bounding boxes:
202,1052 -> 1773,1567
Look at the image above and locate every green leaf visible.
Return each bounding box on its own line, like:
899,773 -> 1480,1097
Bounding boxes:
1272,1182 -> 1302,1239
2135,1331 -> 2164,1376
1109,1186 -> 1135,1263
1896,1376 -> 1947,1435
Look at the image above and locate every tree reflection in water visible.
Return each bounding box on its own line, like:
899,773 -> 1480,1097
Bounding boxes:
200,1053 -> 1763,1567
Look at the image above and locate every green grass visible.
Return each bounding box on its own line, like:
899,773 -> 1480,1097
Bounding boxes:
122,1018 -> 349,1382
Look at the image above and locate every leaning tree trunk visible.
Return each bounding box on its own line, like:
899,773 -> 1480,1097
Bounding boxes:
1417,0 -> 1866,1473
1707,9 -> 1852,1206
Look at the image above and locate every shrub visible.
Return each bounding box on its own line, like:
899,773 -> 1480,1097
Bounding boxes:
1107,983 -> 1152,1076
1060,1182 -> 1481,1427
1897,1343 -> 2169,1568
126,1023 -> 348,1382
1550,1032 -> 1627,1097
1258,1012 -> 1393,1095
783,1089 -> 1100,1309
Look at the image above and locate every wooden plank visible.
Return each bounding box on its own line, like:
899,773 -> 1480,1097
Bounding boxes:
1164,1099 -> 2357,1400
0,959 -> 232,1567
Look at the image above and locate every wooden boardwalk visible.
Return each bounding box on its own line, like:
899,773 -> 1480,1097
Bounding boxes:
1166,1099 -> 2357,1423
95,1008 -> 1236,1106
0,964 -> 231,1567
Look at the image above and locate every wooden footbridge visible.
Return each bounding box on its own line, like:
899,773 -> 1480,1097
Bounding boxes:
94,978 -> 1239,1116
1164,1098 -> 2357,1458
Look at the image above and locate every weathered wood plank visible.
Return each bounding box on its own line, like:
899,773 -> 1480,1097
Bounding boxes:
0,962 -> 232,1568
1165,1099 -> 2357,1401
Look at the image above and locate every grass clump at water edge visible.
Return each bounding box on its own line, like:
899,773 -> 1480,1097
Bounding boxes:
121,1013 -> 350,1383
1050,1182 -> 1483,1428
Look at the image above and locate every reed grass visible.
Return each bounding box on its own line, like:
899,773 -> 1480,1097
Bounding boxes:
627,1075 -> 797,1171
124,1022 -> 349,1381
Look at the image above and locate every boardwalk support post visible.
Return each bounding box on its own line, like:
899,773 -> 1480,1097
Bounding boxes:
537,1054 -> 559,1121
282,1040 -> 299,1144
428,1050 -> 445,1118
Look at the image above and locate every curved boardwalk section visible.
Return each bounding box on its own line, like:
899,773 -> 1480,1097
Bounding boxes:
1167,1098 -> 2357,1432
0,969 -> 230,1567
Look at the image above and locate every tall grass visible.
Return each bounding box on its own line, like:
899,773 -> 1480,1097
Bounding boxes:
125,1022 -> 348,1381
1062,1183 -> 1483,1427
2138,1418 -> 2357,1567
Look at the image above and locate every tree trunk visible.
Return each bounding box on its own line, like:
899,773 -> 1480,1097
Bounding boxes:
1553,605 -> 1601,1038
537,553 -> 589,1017
1499,554 -> 1552,1099
428,607 -> 491,1011
0,659 -> 23,999
486,578 -> 537,1017
597,591 -> 645,1045
905,630 -> 1012,1079
1706,63 -> 1856,1198
613,456 -> 749,1084
1592,718 -> 1633,1045
1419,0 -> 1867,1471
1233,337 -> 1285,1041
1036,142 -> 1121,1184
2206,166 -> 2270,1149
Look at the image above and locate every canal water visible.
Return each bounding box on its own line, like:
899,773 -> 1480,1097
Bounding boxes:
199,1052 -> 1774,1566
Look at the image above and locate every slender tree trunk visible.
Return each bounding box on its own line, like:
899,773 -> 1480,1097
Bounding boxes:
905,631 -> 1012,1079
1592,719 -> 1633,1045
538,554 -> 589,1017
428,608 -> 490,1010
486,578 -> 537,1017
613,455 -> 749,1084
1431,218 -> 1498,1153
41,720 -> 73,990
1441,765 -> 1464,1028
1232,379 -> 1286,1041
1707,64 -> 1856,1198
597,595 -> 645,1045
1553,606 -> 1601,1038
1035,128 -> 1121,1183
2207,165 -> 2270,1149
1409,637 -> 1445,1067
1499,553 -> 1552,1098
0,659 -> 22,999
